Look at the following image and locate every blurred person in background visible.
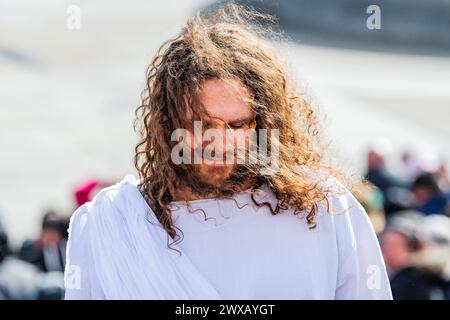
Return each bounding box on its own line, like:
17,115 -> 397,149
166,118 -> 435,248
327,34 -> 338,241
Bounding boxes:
73,178 -> 117,208
411,172 -> 449,216
74,179 -> 100,208
352,181 -> 386,236
401,150 -> 416,180
0,211 -> 64,299
19,211 -> 66,273
437,161 -> 450,192
401,148 -> 441,181
419,215 -> 450,287
381,212 -> 450,299
381,211 -> 423,277
0,210 -> 36,299
0,212 -> 9,264
365,142 -> 412,216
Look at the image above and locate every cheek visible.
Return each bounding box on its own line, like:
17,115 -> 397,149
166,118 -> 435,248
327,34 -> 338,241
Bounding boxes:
185,130 -> 202,149
382,237 -> 399,257
232,129 -> 254,149
414,189 -> 429,202
383,239 -> 409,263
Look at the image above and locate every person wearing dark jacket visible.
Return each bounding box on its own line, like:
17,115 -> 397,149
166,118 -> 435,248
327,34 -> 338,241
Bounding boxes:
412,172 -> 449,215
382,213 -> 450,300
365,148 -> 411,215
19,211 -> 66,273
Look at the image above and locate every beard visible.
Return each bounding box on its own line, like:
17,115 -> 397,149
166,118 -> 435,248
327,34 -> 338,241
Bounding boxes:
177,162 -> 256,198
170,144 -> 260,200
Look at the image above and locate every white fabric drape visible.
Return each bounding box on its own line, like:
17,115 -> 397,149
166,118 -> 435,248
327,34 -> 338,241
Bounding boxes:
64,174 -> 392,300
64,175 -> 222,299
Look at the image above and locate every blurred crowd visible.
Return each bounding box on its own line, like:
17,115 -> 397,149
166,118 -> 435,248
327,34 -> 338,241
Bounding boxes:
0,178 -> 114,299
357,142 -> 450,300
0,145 -> 449,300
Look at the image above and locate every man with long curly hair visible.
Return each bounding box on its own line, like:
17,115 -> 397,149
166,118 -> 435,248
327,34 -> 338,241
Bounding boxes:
64,4 -> 392,300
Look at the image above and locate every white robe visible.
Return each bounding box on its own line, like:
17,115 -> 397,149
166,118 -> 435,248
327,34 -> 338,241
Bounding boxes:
64,174 -> 392,300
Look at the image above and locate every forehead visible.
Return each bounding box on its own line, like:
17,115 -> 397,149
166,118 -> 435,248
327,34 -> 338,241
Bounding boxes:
197,78 -> 253,121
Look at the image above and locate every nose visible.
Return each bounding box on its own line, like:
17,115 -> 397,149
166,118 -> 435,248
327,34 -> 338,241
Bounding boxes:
203,125 -> 235,159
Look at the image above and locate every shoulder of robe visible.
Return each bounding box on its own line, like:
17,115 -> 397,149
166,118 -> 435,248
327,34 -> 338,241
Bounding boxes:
316,175 -> 375,252
68,174 -> 142,236
322,176 -> 364,217
310,173 -> 370,234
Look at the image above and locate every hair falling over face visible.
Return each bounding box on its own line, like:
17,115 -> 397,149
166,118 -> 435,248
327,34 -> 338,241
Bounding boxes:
134,3 -> 351,247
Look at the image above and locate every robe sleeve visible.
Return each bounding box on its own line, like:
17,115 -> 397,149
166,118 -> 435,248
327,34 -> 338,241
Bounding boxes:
64,204 -> 93,299
331,186 -> 392,300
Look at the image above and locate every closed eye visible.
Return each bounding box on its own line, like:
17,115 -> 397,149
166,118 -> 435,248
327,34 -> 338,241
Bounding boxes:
227,117 -> 255,129
228,122 -> 245,129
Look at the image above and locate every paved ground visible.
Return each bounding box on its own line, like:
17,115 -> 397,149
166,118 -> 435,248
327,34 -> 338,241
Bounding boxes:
1,0 -> 449,246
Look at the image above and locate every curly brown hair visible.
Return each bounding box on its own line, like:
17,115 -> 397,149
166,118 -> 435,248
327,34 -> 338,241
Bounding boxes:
134,3 -> 350,246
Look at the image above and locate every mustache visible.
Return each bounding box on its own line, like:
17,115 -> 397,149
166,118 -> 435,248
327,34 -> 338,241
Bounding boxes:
191,147 -> 249,161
